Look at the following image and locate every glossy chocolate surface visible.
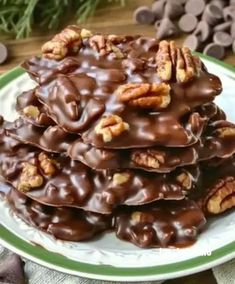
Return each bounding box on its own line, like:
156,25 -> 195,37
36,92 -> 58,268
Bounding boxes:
22,35 -> 222,148
7,188 -> 111,241
115,200 -> 206,248
0,128 -> 199,214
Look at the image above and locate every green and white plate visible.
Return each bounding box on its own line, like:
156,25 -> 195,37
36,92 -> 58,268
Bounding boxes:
0,55 -> 235,282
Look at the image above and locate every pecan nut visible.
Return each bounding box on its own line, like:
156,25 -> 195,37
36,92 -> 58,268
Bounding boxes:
18,162 -> 43,192
214,127 -> 235,138
156,40 -> 202,83
176,170 -> 193,190
112,173 -> 130,186
42,25 -> 82,60
95,115 -> 129,142
38,152 -> 56,176
131,150 -> 165,169
89,35 -> 124,58
116,83 -> 171,110
23,105 -> 40,119
204,176 -> 235,215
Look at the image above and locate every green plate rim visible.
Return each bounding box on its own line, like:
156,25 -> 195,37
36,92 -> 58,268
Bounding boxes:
0,54 -> 235,281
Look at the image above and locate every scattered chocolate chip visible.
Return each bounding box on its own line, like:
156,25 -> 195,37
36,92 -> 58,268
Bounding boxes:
151,0 -> 166,20
134,6 -> 155,25
202,4 -> 223,26
223,5 -> 235,21
179,14 -> 198,33
0,43 -> 8,64
184,34 -> 201,51
185,0 -> 206,16
164,2 -> 184,19
156,18 -> 178,40
194,20 -> 211,42
214,21 -> 233,32
213,31 -> 233,47
203,43 -> 225,59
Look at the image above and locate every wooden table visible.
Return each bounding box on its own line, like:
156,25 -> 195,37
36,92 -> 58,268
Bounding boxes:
1,0 -> 233,283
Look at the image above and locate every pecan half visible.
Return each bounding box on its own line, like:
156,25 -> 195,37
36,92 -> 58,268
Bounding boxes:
89,35 -> 124,58
23,105 -> 40,119
95,115 -> 129,142
131,150 -> 165,169
38,152 -> 56,176
204,176 -> 235,214
116,83 -> 171,110
113,173 -> 130,186
214,127 -> 235,138
42,25 -> 82,60
156,41 -> 201,83
176,170 -> 193,190
18,162 -> 43,192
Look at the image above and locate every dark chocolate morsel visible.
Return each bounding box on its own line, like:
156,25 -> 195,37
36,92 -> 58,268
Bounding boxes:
223,5 -> 235,21
7,188 -> 111,241
202,4 -> 223,26
115,200 -> 206,248
203,43 -> 225,60
0,43 -> 8,65
0,253 -> 26,284
134,6 -> 155,25
151,0 -> 166,20
185,0 -> 206,16
183,35 -> 201,51
213,31 -> 233,47
214,21 -> 233,32
156,18 -> 178,40
178,14 -> 198,33
164,2 -> 184,20
194,21 -> 211,43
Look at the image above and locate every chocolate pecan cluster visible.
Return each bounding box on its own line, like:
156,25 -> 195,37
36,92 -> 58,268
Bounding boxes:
0,26 -> 234,249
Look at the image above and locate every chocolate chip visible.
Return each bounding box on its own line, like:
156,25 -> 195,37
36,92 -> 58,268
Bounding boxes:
213,31 -> 233,47
151,0 -> 166,20
184,34 -> 201,51
223,5 -> 235,21
203,43 -> 225,59
194,20 -> 211,42
214,21 -> 233,32
231,22 -> 235,39
156,18 -> 178,40
179,14 -> 198,33
164,2 -> 184,20
0,43 -> 8,64
185,0 -> 206,16
202,4 -> 223,26
134,6 -> 155,25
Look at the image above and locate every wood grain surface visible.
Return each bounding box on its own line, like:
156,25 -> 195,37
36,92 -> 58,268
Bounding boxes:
1,0 -> 233,283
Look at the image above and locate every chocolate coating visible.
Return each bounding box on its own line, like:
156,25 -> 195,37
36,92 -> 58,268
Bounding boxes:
22,36 -> 222,149
7,188 -> 111,241
0,129 -> 200,214
115,200 -> 206,248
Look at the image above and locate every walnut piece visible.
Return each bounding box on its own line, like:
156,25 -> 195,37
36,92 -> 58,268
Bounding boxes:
215,127 -> 235,138
113,173 -> 130,186
156,41 -> 202,83
18,162 -> 43,192
80,28 -> 93,39
116,83 -> 171,110
205,177 -> 235,214
23,105 -> 40,119
89,35 -> 124,58
38,152 -> 56,176
42,25 -> 82,60
131,211 -> 142,222
176,171 -> 192,190
95,115 -> 129,143
131,150 -> 165,169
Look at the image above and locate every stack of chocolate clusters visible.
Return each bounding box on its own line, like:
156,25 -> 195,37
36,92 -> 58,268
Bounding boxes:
134,0 -> 235,60
0,26 -> 235,248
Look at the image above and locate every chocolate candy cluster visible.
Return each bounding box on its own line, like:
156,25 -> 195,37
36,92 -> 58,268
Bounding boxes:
134,0 -> 235,60
0,26 -> 235,248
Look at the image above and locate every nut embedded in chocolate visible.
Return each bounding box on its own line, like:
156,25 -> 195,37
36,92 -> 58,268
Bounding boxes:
23,105 -> 40,119
116,83 -> 171,110
38,152 -> 56,176
94,115 -> 129,143
131,150 -> 165,169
